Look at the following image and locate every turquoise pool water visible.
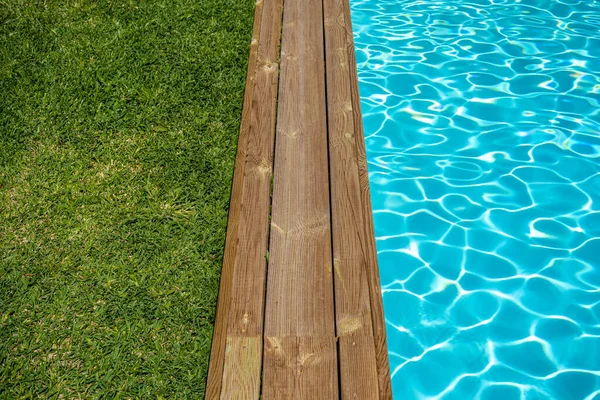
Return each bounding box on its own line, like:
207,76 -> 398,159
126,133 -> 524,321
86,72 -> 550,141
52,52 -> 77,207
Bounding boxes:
349,0 -> 600,398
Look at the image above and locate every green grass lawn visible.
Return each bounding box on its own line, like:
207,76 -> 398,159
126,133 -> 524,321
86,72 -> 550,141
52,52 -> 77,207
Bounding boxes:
0,0 -> 254,397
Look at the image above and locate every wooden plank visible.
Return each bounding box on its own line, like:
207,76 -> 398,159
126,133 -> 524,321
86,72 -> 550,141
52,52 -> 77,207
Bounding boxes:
324,0 -> 373,339
210,0 -> 391,396
226,0 -> 282,334
323,0 -> 381,396
339,336 -> 379,398
263,337 -> 338,399
215,0 -> 284,396
264,0 -> 333,341
220,337 -> 262,399
262,0 -> 337,394
205,0 -> 265,397
343,0 -> 393,397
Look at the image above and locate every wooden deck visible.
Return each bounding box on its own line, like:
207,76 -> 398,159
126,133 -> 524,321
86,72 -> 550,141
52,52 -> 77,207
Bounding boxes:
206,0 -> 391,397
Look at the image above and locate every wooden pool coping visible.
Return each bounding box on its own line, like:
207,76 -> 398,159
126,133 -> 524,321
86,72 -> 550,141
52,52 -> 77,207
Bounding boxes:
206,0 -> 391,397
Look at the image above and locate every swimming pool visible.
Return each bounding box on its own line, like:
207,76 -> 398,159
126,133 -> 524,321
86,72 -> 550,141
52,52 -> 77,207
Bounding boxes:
349,0 -> 600,398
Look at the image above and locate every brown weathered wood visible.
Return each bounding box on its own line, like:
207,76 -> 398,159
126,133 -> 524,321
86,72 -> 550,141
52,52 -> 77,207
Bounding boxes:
339,336 -> 379,398
208,0 -> 391,396
205,0 -> 265,397
264,0 -> 333,340
324,0 -> 373,339
220,337 -> 262,399
225,0 -> 282,334
263,337 -> 338,399
262,0 -> 337,394
343,0 -> 393,397
212,0 -> 284,397
323,0 -> 381,396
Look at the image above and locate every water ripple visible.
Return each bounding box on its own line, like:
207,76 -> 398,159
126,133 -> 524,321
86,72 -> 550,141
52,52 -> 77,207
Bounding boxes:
350,0 -> 600,398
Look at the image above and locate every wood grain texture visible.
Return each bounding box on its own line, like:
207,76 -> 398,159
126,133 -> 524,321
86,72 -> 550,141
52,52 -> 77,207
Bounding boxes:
323,0 -> 381,397
220,337 -> 262,400
343,0 -> 393,397
224,0 -> 282,335
216,0 -> 284,397
324,0 -> 373,339
264,0 -> 334,339
263,336 -> 338,399
205,0 -> 265,397
262,0 -> 338,394
339,336 -> 379,399
209,0 -> 391,396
